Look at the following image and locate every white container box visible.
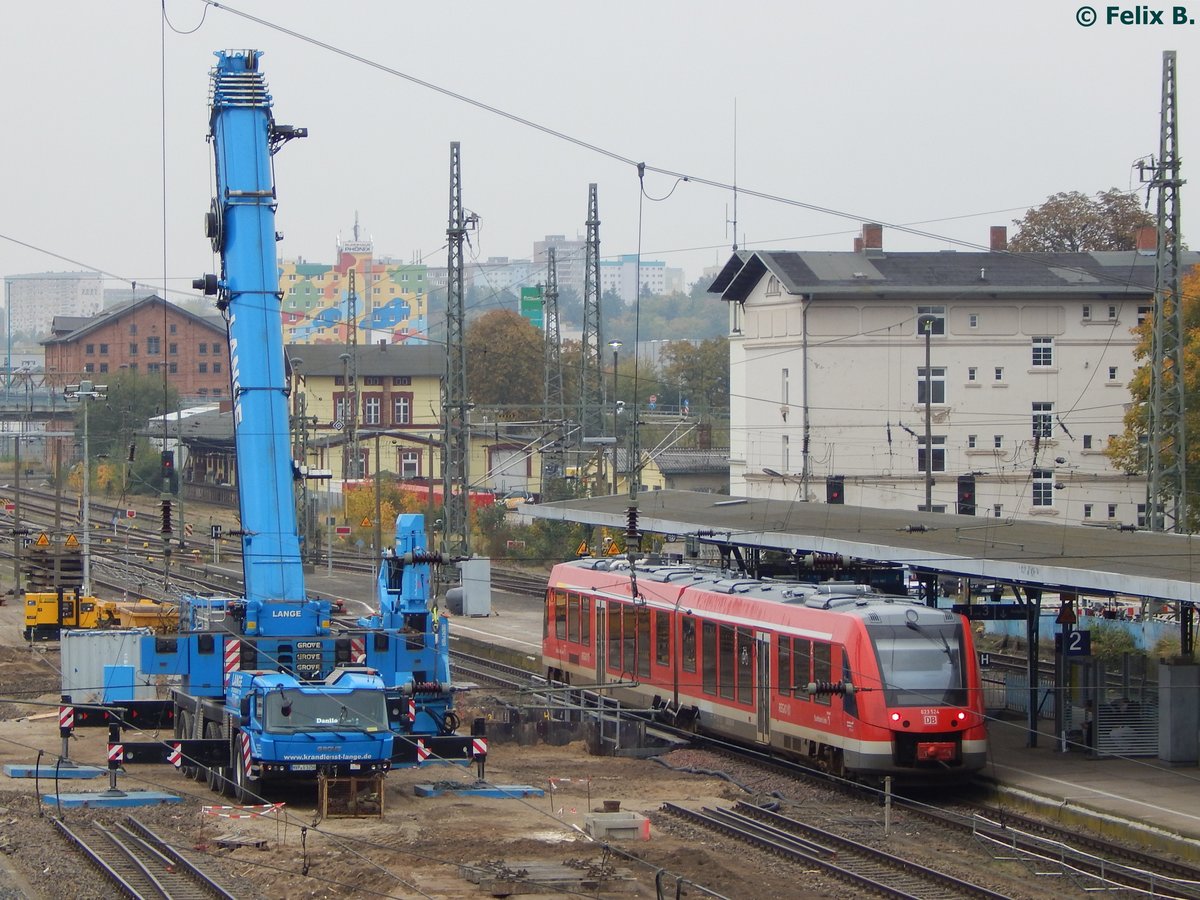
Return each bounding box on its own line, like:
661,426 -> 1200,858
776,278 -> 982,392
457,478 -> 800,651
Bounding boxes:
61,628 -> 157,703
458,557 -> 492,617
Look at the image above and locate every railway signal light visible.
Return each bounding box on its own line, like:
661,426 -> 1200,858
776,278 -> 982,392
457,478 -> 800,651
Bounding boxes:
957,475 -> 976,515
127,441 -> 137,462
161,499 -> 172,535
826,475 -> 844,504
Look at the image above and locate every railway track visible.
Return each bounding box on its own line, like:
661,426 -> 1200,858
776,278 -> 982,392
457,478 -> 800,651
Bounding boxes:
662,800 -> 1013,899
51,815 -> 239,899
450,649 -> 541,690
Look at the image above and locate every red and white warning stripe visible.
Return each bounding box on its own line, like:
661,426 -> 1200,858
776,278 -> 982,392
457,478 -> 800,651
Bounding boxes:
168,743 -> 183,769
351,636 -> 366,664
58,706 -> 74,731
223,639 -> 241,684
407,698 -> 416,723
202,803 -> 285,819
239,732 -> 252,779
107,743 -> 124,764
416,739 -> 429,763
471,737 -> 488,758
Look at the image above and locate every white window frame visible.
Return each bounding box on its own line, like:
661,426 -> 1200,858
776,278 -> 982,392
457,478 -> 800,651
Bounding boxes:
916,367 -> 946,404
1032,468 -> 1054,507
1032,402 -> 1053,439
916,305 -> 945,336
917,435 -> 946,473
1032,336 -> 1053,367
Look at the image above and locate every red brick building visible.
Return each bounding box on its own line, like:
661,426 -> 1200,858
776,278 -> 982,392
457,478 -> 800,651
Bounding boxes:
42,295 -> 229,401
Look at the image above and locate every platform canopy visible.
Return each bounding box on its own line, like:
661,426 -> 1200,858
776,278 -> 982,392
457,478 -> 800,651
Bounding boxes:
523,490 -> 1200,603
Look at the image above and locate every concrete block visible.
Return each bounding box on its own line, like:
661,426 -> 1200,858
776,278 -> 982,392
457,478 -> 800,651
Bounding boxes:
584,811 -> 650,841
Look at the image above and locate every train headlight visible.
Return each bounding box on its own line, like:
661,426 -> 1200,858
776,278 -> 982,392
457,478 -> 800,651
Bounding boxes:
890,713 -> 900,722
957,711 -> 966,721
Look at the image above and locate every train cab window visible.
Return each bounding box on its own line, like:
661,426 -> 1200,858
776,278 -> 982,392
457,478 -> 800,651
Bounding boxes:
778,636 -> 792,697
813,642 -> 833,707
555,591 -> 568,640
567,593 -> 580,643
637,607 -> 651,678
608,604 -> 622,673
701,621 -> 717,695
581,597 -> 591,646
682,617 -> 697,673
736,627 -> 753,706
868,621 -> 966,707
718,624 -> 736,700
842,657 -> 858,718
654,610 -> 670,667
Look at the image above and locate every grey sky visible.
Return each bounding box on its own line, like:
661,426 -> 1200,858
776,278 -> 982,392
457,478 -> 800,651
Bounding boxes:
2,1 -> 1193,300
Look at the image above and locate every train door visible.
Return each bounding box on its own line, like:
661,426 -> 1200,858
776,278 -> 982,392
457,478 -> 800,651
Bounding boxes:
756,631 -> 771,743
594,599 -> 606,684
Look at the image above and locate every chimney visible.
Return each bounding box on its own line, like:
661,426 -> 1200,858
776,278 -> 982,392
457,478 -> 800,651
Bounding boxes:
989,225 -> 1007,252
862,223 -> 883,251
853,236 -> 864,253
1135,225 -> 1157,255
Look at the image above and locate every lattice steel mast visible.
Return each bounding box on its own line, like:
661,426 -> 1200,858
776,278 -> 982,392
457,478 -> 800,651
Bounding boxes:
541,248 -> 566,486
442,142 -> 470,555
1144,50 -> 1187,532
580,184 -> 603,438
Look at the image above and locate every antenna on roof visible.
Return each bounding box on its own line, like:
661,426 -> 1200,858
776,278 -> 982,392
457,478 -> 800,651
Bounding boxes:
726,99 -> 738,252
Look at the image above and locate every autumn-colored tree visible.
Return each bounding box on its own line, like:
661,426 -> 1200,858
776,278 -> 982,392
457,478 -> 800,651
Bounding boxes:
1107,265 -> 1200,526
660,337 -> 730,413
464,310 -> 545,414
1008,189 -> 1153,252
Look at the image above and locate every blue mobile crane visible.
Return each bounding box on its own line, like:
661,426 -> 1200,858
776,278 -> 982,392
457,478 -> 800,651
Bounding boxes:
63,50 -> 478,802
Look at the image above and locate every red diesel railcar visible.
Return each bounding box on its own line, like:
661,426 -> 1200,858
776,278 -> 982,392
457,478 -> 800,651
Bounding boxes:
543,557 -> 987,782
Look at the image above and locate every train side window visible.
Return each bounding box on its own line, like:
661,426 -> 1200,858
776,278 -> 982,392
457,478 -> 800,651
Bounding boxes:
654,609 -> 670,667
813,641 -> 833,707
736,627 -> 753,705
841,655 -> 858,718
608,603 -> 622,673
637,607 -> 651,678
543,591 -> 551,639
623,605 -> 639,675
718,624 -> 736,700
555,591 -> 568,640
567,593 -> 580,643
778,635 -> 792,697
682,617 -> 697,673
794,639 -> 811,700
581,597 -> 591,646
701,621 -> 717,695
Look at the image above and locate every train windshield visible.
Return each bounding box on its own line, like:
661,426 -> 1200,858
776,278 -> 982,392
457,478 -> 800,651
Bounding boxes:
262,689 -> 388,734
867,621 -> 967,707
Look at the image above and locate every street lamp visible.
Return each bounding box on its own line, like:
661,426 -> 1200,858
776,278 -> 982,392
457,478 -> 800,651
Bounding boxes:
917,314 -> 937,512
64,379 -> 108,596
609,340 -> 622,494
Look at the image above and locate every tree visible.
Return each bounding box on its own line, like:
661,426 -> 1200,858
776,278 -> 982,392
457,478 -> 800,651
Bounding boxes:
81,371 -> 180,459
661,337 -> 730,412
1107,264 -> 1200,527
464,309 -> 545,411
1008,189 -> 1153,252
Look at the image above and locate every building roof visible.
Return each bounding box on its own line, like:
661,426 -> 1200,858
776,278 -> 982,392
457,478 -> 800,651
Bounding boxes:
40,295 -> 226,345
644,448 -> 730,475
524,489 -> 1200,603
284,342 -> 443,379
709,249 -> 1200,302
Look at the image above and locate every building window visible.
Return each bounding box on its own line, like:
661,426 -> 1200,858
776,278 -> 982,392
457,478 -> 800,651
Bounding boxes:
993,504 -> 1002,517
147,363 -> 160,374
1082,304 -> 1091,320
400,450 -> 420,478
1108,366 -> 1118,381
99,343 -> 108,355
98,363 -> 108,373
129,324 -> 137,335
85,343 -> 94,355
1032,468 -> 1054,506
212,343 -> 223,354
1083,434 -> 1092,449
967,367 -> 977,382
1108,305 -> 1118,321
199,344 -> 207,355
1032,402 -> 1053,438
994,367 -> 1004,381
146,337 -> 160,355
968,434 -> 977,449
1138,306 -> 1152,325
916,305 -> 945,335
169,343 -> 177,355
198,362 -> 208,374
917,435 -> 946,473
1032,337 -> 1053,367
1137,504 -> 1147,528
364,376 -> 383,386
782,434 -> 790,473
968,313 -> 978,328
212,388 -> 221,397
1084,503 -> 1093,518
994,434 -> 1003,449
169,324 -> 176,334
392,375 -> 412,386
1108,504 -> 1118,519
765,276 -> 781,297
129,343 -> 138,355
335,396 -> 349,422
212,363 -> 221,374
364,396 -> 381,425
393,394 -> 412,425
916,367 -> 945,404
168,362 -> 177,374
83,363 -> 93,373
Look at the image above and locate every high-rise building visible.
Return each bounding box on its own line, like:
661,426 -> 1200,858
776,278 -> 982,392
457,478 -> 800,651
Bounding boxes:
7,272 -> 103,337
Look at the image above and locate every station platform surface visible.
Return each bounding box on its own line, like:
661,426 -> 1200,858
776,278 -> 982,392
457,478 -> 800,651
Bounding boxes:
448,582 -> 1200,855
